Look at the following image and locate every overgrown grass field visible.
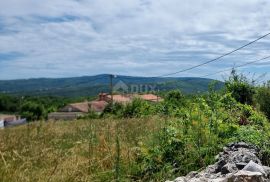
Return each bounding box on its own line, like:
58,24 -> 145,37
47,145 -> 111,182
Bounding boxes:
0,117 -> 166,181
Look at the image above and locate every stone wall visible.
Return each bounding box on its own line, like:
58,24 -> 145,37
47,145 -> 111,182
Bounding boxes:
166,142 -> 270,182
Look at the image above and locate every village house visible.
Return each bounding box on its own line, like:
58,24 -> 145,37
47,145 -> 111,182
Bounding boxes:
98,93 -> 132,104
0,114 -> 18,122
90,100 -> 108,113
48,112 -> 85,121
48,101 -> 108,120
0,114 -> 27,128
59,102 -> 90,113
48,93 -> 162,121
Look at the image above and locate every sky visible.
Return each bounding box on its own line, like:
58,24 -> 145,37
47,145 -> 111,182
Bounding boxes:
0,0 -> 270,81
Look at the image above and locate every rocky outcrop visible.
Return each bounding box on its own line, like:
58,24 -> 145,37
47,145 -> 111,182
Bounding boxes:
166,142 -> 270,182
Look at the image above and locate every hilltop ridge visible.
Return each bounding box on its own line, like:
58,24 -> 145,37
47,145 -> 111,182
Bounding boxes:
0,74 -> 223,97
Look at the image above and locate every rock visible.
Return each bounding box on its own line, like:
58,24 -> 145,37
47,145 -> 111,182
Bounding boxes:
205,165 -> 218,175
236,162 -> 248,170
215,154 -> 220,161
231,150 -> 260,164
227,142 -> 235,147
243,160 -> 266,176
235,142 -> 251,149
216,159 -> 227,172
210,172 -> 222,179
221,163 -> 237,174
223,147 -> 229,153
167,142 -> 270,182
186,171 -> 198,179
229,170 -> 264,182
174,177 -> 186,182
189,178 -> 207,182
263,166 -> 270,178
209,178 -> 228,182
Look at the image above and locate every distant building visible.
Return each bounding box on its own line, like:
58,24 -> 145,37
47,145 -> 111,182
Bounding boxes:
98,93 -> 132,104
135,94 -> 163,102
0,119 -> 4,128
59,102 -> 90,113
48,112 -> 85,121
48,100 -> 108,120
89,100 -> 108,113
48,93 -> 162,121
4,119 -> 27,127
98,93 -> 163,104
0,114 -> 27,128
0,114 -> 18,122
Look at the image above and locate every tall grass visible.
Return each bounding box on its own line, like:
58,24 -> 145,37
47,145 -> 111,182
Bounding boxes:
0,117 -> 164,182
114,123 -> 120,182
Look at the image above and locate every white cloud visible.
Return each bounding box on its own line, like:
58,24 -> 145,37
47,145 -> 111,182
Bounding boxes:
0,0 -> 270,80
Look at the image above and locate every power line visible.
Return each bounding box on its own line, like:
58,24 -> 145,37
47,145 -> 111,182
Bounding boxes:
202,55 -> 270,78
174,55 -> 270,83
53,54 -> 270,94
118,55 -> 270,86
159,32 -> 270,77
62,32 -> 270,90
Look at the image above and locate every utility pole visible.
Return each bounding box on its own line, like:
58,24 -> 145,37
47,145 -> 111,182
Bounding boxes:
110,74 -> 114,104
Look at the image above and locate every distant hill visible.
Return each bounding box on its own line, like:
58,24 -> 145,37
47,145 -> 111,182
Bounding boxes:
0,74 -> 224,97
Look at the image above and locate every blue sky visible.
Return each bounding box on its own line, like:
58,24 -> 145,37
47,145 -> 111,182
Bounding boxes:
0,0 -> 270,81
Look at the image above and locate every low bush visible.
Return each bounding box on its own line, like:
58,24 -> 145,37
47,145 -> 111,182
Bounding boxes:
256,87 -> 270,120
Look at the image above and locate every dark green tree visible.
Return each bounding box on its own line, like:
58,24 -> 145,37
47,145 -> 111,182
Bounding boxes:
225,69 -> 255,105
20,101 -> 45,121
164,90 -> 185,107
0,94 -> 20,112
256,86 -> 270,119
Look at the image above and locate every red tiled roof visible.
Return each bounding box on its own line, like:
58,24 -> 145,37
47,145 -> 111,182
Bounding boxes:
106,94 -> 132,103
99,93 -> 163,103
136,94 -> 163,102
90,101 -> 108,112
70,102 -> 90,113
59,100 -> 109,113
59,102 -> 90,113
0,114 -> 17,122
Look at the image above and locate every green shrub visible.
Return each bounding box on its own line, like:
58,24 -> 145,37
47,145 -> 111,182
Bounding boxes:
218,123 -> 239,139
120,99 -> 154,118
225,69 -> 255,105
20,101 -> 45,121
219,93 -> 238,110
256,87 -> 270,120
164,90 -> 185,107
79,110 -> 101,119
247,110 -> 267,127
135,121 -> 185,180
103,102 -> 124,116
233,126 -> 266,146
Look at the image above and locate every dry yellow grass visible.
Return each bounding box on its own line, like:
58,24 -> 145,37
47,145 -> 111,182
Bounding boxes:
0,116 -> 164,182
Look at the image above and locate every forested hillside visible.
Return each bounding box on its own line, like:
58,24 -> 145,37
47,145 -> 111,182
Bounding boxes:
0,75 -> 223,97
